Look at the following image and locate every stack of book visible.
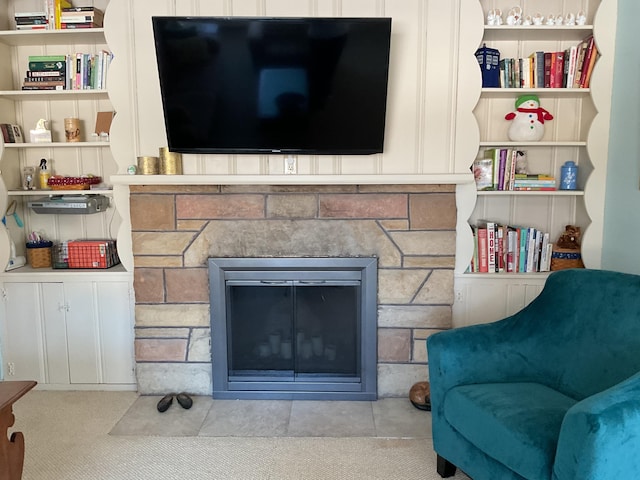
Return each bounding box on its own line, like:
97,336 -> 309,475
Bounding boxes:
60,7 -> 104,29
23,55 -> 66,90
14,11 -> 48,30
496,35 -> 598,89
513,174 -> 557,191
468,221 -> 552,274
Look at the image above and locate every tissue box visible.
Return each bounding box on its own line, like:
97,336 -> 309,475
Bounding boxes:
30,129 -> 52,143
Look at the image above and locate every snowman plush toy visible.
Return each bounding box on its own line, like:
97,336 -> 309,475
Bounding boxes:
504,94 -> 553,141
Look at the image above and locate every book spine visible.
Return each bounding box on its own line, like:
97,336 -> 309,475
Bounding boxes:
0,124 -> 12,143
21,85 -> 64,90
477,227 -> 488,273
487,222 -> 496,273
518,228 -> 527,273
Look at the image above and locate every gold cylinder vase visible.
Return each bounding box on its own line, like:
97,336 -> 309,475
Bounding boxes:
159,147 -> 183,175
137,156 -> 159,175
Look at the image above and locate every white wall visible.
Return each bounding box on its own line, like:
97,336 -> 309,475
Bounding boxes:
106,0 -> 480,178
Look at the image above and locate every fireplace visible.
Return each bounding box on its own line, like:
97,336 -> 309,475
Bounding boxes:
209,257 -> 378,400
130,184 -> 456,397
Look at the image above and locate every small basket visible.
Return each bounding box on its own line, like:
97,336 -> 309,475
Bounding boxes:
550,245 -> 585,271
67,240 -> 120,269
26,241 -> 53,268
52,242 -> 69,269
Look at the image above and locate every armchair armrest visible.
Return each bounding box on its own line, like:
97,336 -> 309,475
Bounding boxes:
552,372 -> 640,480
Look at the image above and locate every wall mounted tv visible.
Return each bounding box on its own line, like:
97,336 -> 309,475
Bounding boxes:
152,16 -> 392,155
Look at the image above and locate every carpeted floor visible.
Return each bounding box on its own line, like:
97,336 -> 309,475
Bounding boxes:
12,390 -> 471,480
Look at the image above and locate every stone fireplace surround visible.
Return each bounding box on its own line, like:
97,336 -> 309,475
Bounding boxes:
130,183 -> 456,397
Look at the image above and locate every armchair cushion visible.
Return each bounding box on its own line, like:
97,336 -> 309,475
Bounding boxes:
445,383 -> 577,479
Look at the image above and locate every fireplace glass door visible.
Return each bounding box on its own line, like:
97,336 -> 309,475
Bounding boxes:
227,281 -> 359,380
209,258 -> 377,400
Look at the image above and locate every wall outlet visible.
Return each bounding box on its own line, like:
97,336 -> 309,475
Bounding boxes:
7,362 -> 15,376
284,156 -> 297,175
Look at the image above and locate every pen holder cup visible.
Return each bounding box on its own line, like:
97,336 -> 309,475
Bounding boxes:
26,241 -> 53,268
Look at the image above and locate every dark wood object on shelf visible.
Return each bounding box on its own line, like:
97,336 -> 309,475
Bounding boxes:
0,380 -> 37,480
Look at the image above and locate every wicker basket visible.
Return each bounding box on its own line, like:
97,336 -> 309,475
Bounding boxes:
26,242 -> 53,268
550,245 -> 585,271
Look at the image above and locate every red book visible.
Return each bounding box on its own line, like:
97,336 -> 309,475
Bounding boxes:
477,227 -> 488,273
543,52 -> 552,88
553,51 -> 565,88
580,36 -> 597,87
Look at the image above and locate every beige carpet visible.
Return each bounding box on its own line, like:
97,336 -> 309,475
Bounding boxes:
11,391 -> 471,480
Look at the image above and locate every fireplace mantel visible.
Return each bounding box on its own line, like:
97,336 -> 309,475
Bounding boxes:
111,173 -> 473,186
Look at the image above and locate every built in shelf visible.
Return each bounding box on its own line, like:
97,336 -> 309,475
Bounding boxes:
0,28 -> 105,46
0,90 -> 108,100
481,88 -> 591,97
476,190 -> 584,196
0,262 -> 129,280
458,272 -> 551,279
482,25 -> 593,42
7,189 -> 113,196
479,141 -> 587,147
3,142 -> 110,149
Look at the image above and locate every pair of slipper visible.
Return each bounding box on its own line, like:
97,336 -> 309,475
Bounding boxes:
157,393 -> 193,412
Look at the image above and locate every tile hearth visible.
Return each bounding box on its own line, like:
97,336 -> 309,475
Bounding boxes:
110,397 -> 430,439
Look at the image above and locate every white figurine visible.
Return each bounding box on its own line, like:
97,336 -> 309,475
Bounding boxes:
532,13 -> 544,26
576,11 -> 587,25
522,15 -> 532,26
564,13 -> 576,26
546,14 -> 556,26
555,14 -> 564,26
506,6 -> 522,25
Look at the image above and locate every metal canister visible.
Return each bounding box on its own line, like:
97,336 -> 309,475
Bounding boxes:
137,156 -> 159,175
159,147 -> 183,175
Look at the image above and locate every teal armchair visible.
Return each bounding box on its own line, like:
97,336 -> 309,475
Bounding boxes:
427,269 -> 640,480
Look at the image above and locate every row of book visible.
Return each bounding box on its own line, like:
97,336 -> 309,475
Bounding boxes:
468,221 -> 553,274
473,148 -> 557,191
0,124 -> 25,143
23,52 -> 112,91
14,3 -> 103,30
496,35 -> 597,89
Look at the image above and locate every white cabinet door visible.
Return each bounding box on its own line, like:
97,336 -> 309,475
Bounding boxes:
41,283 -> 69,384
453,276 -> 545,327
64,282 -> 101,384
95,281 -> 136,384
0,283 -> 46,382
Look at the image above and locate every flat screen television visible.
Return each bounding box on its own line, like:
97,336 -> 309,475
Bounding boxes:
152,16 -> 392,155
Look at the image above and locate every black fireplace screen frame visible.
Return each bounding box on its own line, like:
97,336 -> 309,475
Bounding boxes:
209,257 -> 378,400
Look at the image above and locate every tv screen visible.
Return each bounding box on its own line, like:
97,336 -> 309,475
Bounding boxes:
152,16 -> 392,155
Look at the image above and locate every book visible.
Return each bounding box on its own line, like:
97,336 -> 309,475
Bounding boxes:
473,157 -> 493,190
497,149 -> 506,190
54,0 -> 74,29
23,79 -> 65,87
21,85 -> 64,90
477,227 -> 488,273
578,36 -> 596,88
28,55 -> 66,72
565,45 -> 578,88
543,52 -> 552,88
486,221 -> 497,273
581,39 -> 598,88
553,51 -> 565,88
